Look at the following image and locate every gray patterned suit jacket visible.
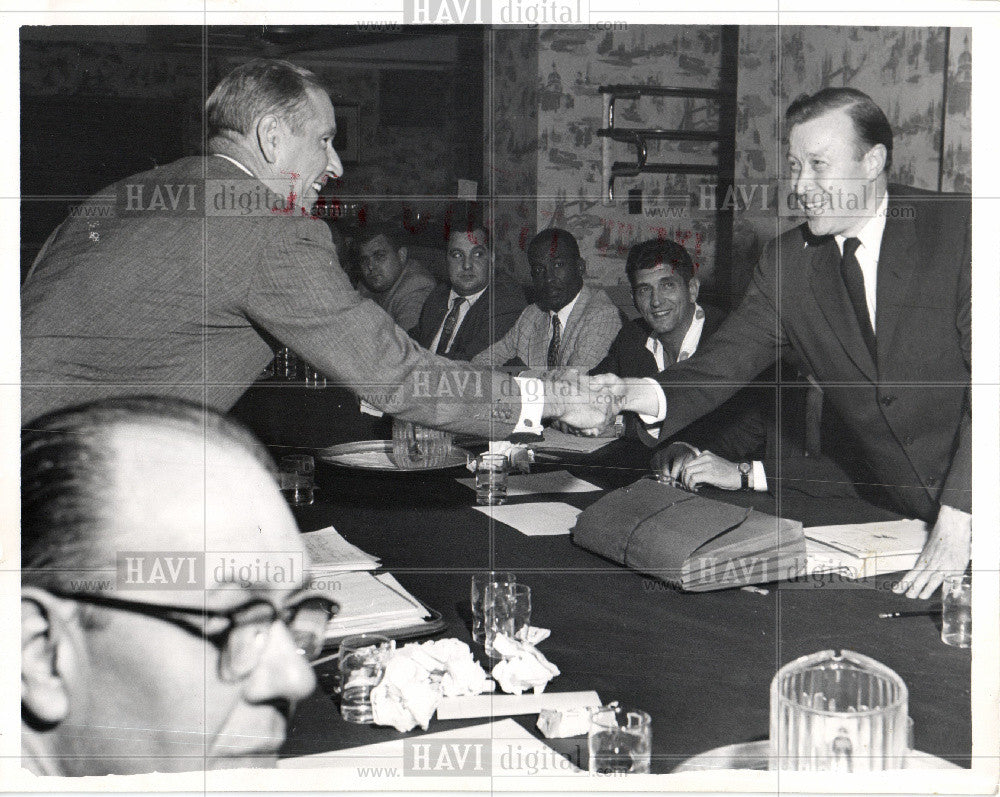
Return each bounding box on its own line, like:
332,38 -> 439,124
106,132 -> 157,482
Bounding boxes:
21,155 -> 524,433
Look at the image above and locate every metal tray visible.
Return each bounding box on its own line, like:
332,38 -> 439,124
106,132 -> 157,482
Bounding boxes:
315,440 -> 469,472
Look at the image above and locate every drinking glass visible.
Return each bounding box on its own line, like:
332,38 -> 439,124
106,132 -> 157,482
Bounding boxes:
338,634 -> 394,724
769,649 -> 909,771
587,705 -> 652,774
475,453 -> 509,505
483,582 -> 530,659
279,455 -> 315,506
470,571 -> 515,644
304,365 -> 327,389
941,574 -> 971,648
391,420 -> 454,469
274,347 -> 300,380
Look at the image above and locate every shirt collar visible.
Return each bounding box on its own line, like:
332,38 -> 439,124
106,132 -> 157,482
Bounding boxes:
551,289 -> 582,327
835,190 -> 889,261
213,153 -> 255,177
450,285 -> 488,307
645,303 -> 706,366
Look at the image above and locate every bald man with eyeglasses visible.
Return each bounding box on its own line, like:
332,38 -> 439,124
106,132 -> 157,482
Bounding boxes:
20,396 -> 335,776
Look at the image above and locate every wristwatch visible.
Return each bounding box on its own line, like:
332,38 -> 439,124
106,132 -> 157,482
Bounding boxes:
738,461 -> 752,491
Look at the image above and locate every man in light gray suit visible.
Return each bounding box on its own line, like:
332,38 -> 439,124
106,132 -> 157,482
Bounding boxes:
21,59 -> 617,435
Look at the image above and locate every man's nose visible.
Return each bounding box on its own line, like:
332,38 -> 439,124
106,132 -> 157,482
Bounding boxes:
327,146 -> 344,179
242,622 -> 316,705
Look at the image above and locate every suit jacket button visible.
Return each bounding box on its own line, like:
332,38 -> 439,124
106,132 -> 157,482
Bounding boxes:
927,476 -> 938,487
880,394 -> 896,407
904,435 -> 915,446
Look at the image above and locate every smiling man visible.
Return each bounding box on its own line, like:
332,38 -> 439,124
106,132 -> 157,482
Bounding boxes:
612,87 -> 971,599
21,397 -> 332,775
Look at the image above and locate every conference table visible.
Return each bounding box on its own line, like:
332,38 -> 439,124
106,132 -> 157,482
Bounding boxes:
275,437 -> 972,773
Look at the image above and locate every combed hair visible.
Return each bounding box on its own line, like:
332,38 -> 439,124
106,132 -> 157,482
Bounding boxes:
786,87 -> 894,172
355,222 -> 406,252
625,239 -> 695,285
448,203 -> 491,249
206,58 -> 327,141
527,227 -> 580,261
21,396 -> 274,588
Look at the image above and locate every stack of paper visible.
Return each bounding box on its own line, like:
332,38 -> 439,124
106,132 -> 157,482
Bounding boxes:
325,571 -> 430,639
804,519 -> 929,578
302,526 -> 381,576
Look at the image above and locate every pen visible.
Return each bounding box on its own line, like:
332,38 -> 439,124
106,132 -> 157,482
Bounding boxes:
878,610 -> 938,619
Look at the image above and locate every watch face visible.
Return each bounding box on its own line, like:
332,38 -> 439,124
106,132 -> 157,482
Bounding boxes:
739,462 -> 751,475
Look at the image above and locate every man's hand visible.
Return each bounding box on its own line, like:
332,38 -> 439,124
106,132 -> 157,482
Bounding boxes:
674,450 -> 741,491
893,505 -> 971,600
541,370 -> 624,435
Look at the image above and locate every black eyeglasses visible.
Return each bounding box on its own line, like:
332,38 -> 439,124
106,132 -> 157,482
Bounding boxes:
46,588 -> 336,682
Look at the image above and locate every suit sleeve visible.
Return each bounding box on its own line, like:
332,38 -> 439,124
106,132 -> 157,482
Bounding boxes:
656,242 -> 788,439
566,305 -> 621,370
243,218 -> 523,436
938,219 -> 972,514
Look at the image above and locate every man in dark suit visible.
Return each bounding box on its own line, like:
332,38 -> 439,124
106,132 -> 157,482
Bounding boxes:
414,223 -> 526,360
617,88 -> 971,599
593,238 -> 773,491
20,59 -> 616,437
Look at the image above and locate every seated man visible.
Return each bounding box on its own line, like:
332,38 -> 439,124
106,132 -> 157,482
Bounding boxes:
414,222 -> 526,360
593,238 -> 773,493
473,227 -> 620,372
21,397 -> 332,775
356,223 -> 437,332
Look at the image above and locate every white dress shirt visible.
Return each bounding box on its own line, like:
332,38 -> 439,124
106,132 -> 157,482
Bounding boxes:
834,191 -> 888,331
550,291 -> 582,342
429,286 -> 488,354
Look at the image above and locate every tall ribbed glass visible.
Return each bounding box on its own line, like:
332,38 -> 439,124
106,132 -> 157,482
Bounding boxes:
770,650 -> 908,771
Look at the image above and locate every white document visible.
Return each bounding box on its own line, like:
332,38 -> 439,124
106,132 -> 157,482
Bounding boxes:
457,178 -> 478,199
436,690 -> 601,720
324,571 -> 429,638
301,526 -> 380,573
279,717 -> 583,774
456,469 -> 600,496
530,428 -> 617,455
473,502 -> 582,536
804,518 -> 929,578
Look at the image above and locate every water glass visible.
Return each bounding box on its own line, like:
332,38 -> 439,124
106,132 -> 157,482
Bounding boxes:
338,634 -> 394,724
475,453 -> 509,505
304,365 -> 327,389
279,455 -> 315,506
483,582 -> 531,659
769,649 -> 909,771
587,705 -> 652,774
470,571 -> 515,644
941,574 -> 971,648
274,346 -> 300,380
391,420 -> 454,469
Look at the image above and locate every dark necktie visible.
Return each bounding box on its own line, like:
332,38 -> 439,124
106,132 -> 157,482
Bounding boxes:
547,313 -> 562,367
840,237 -> 877,361
435,296 -> 464,355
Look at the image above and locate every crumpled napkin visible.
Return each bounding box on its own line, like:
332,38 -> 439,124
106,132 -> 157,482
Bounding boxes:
370,639 -> 493,732
490,633 -> 561,695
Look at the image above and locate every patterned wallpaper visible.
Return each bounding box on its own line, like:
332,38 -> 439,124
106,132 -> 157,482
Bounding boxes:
732,26 -> 972,294
533,26 -> 725,291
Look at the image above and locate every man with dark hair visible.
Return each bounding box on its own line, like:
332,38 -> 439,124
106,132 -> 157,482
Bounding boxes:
356,223 -> 437,332
616,87 -> 971,599
21,58 -> 618,437
21,397 -> 333,775
473,228 -> 620,372
414,222 -> 526,360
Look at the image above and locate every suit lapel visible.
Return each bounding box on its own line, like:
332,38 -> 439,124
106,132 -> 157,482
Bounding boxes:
455,286 -> 489,349
808,235 -> 878,381
874,210 -> 919,371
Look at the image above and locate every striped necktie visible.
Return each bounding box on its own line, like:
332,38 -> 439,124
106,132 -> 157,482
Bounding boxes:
547,313 -> 562,367
435,296 -> 464,355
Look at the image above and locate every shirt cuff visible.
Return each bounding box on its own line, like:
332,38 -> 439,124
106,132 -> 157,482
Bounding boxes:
939,504 -> 972,524
512,375 -> 544,435
635,378 -> 667,425
752,460 -> 767,492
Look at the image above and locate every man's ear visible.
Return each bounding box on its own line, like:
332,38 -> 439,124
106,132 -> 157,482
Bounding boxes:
397,247 -> 408,265
688,277 -> 701,304
255,115 -> 282,165
577,257 -> 587,277
863,144 -> 887,180
21,588 -> 73,727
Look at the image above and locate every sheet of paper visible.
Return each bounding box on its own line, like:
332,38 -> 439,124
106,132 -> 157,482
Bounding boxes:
324,571 -> 428,637
473,502 -> 582,536
456,470 -> 601,496
301,526 -> 380,572
530,428 -> 617,455
804,518 -> 928,556
457,178 -> 478,199
279,717 -> 583,774
436,690 -> 602,720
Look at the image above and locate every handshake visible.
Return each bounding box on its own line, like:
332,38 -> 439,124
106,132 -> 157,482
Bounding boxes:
539,369 -> 657,436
